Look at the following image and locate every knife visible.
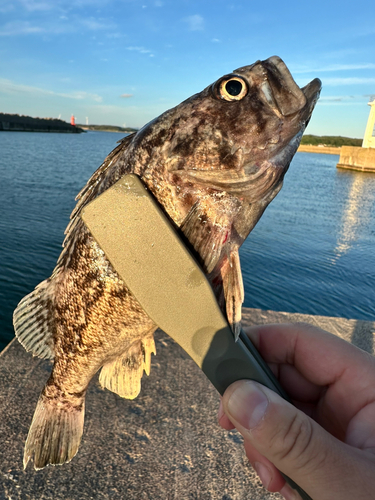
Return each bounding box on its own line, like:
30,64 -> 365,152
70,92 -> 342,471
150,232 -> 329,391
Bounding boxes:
81,173 -> 312,500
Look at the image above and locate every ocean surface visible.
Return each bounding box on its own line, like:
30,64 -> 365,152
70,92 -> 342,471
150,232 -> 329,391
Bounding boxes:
0,131 -> 374,351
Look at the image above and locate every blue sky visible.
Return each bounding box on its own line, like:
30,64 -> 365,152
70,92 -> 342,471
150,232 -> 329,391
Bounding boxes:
0,0 -> 374,137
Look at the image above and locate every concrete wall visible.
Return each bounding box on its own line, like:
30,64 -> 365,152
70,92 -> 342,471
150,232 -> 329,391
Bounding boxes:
337,145 -> 375,172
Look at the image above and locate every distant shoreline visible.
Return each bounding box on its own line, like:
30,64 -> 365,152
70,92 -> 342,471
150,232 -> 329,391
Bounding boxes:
78,125 -> 138,134
0,113 -> 84,134
298,145 -> 341,155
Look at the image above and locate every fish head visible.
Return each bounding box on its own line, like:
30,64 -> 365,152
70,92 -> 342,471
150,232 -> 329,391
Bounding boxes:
228,55 -> 321,161
136,56 -> 321,216
130,56 -> 321,241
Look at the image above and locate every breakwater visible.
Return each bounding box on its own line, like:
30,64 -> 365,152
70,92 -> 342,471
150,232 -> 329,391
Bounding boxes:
1,307 -> 373,499
337,145 -> 375,172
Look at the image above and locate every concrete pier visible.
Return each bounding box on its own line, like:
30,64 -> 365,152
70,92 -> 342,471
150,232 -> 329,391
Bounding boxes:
336,145 -> 375,172
1,307 -> 374,499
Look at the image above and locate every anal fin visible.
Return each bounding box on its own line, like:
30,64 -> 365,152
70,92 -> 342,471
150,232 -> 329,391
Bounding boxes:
99,336 -> 156,399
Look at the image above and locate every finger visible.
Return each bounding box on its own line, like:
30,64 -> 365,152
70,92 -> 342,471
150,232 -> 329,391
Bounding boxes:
243,440 -> 286,493
222,379 -> 375,500
278,363 -> 323,403
246,322 -> 373,386
218,400 -> 235,430
245,323 -> 375,427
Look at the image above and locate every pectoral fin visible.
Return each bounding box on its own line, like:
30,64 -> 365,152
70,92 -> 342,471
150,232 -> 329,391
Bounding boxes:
13,279 -> 55,360
180,196 -> 241,273
222,248 -> 244,340
209,248 -> 244,340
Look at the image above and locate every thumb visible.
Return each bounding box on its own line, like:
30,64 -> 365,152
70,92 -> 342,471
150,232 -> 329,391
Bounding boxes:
222,380 -> 360,500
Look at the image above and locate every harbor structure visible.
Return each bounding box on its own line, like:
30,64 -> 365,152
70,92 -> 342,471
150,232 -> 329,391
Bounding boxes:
362,97 -> 375,148
337,97 -> 375,172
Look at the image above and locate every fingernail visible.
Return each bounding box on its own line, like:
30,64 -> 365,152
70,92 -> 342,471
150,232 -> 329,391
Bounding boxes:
227,381 -> 269,430
254,461 -> 272,489
280,483 -> 299,500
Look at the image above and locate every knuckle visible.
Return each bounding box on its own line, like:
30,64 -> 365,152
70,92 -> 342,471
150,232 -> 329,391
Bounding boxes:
269,412 -> 317,469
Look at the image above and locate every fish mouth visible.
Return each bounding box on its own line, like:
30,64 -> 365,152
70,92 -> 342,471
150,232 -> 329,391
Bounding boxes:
236,56 -> 322,122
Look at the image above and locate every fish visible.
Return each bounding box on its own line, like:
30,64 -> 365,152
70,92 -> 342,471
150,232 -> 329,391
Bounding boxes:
13,56 -> 321,470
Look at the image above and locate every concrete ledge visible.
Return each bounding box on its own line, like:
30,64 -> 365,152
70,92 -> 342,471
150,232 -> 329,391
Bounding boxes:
337,145 -> 375,172
1,308 -> 374,499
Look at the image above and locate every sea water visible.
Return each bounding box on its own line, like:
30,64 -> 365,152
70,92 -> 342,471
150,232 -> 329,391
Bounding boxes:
0,131 -> 374,350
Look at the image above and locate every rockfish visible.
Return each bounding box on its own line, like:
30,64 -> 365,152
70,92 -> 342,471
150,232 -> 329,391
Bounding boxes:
13,56 -> 321,469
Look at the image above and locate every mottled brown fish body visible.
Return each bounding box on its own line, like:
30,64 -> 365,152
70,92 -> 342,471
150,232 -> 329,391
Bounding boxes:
13,56 -> 321,469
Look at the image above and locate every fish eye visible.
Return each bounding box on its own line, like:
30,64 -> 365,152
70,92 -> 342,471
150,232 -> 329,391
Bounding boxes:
215,75 -> 248,102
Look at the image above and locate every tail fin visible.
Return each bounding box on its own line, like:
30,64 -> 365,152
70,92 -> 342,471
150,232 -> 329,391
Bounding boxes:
24,392 -> 85,470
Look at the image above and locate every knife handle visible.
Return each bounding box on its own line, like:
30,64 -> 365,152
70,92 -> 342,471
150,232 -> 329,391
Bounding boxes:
202,327 -> 313,500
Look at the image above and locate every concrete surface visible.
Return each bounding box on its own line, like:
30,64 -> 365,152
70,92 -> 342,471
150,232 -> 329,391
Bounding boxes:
337,145 -> 375,172
1,308 -> 374,500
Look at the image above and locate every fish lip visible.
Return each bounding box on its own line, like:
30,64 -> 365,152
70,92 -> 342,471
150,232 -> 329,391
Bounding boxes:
301,77 -> 322,110
258,56 -> 321,118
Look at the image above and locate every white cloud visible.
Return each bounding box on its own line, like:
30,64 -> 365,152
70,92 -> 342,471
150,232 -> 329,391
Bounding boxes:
12,0 -> 110,11
0,78 -> 103,102
18,0 -> 54,11
0,15 -> 116,36
120,93 -> 133,98
293,63 -> 375,74
81,17 -> 115,31
0,3 -> 15,13
298,76 -> 375,88
0,21 -> 44,36
184,15 -> 204,31
323,77 -> 375,86
126,46 -> 154,56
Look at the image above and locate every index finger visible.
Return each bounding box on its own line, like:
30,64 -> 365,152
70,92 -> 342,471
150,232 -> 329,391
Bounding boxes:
246,322 -> 375,388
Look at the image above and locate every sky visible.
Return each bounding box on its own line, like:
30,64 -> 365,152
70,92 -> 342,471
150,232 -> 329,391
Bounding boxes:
0,0 -> 374,138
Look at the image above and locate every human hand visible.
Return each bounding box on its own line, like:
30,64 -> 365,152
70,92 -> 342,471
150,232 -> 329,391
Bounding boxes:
218,323 -> 375,500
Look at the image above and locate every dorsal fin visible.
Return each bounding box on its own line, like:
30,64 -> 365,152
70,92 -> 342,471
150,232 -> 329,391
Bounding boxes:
65,134 -> 135,241
57,133 -> 136,271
